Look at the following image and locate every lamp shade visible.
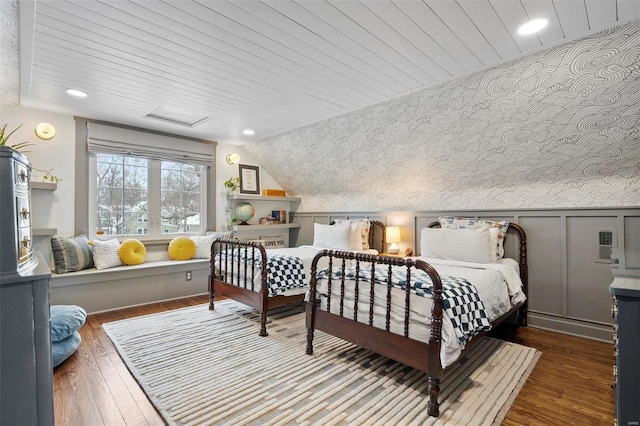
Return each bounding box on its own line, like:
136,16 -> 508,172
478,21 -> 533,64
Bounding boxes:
386,226 -> 401,244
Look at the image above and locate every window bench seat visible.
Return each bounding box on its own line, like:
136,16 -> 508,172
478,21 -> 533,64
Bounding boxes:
49,259 -> 210,314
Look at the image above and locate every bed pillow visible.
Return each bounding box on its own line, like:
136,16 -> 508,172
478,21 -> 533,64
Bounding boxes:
118,238 -> 146,265
168,236 -> 197,260
332,221 -> 362,251
420,228 -> 494,264
260,235 -> 286,248
91,238 -> 124,269
191,235 -> 216,259
439,216 -> 509,259
313,223 -> 352,251
205,230 -> 234,240
334,219 -> 371,250
50,234 -> 94,274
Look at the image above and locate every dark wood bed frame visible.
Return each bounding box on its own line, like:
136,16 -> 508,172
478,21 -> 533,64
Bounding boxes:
209,220 -> 387,336
305,221 -> 528,417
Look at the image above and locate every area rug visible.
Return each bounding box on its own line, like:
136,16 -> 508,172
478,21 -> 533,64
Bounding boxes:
103,301 -> 540,426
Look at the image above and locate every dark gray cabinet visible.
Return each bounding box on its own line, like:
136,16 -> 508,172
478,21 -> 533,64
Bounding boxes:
0,146 -> 54,425
610,261 -> 640,426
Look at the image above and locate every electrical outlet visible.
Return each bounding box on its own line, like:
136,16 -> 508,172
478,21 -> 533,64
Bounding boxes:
185,271 -> 192,281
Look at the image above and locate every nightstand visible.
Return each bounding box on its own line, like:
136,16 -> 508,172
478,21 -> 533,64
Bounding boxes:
379,253 -> 405,258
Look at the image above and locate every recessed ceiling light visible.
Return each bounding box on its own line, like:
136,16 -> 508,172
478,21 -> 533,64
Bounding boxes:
65,88 -> 88,97
242,129 -> 255,136
518,18 -> 549,35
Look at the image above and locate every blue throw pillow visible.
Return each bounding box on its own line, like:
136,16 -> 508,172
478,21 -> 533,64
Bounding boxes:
52,332 -> 82,367
50,305 -> 87,342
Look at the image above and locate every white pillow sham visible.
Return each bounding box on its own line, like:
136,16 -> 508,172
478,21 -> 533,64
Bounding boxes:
313,223 -> 352,251
438,216 -> 509,259
334,218 -> 371,250
420,228 -> 494,264
91,238 -> 123,269
191,235 -> 216,259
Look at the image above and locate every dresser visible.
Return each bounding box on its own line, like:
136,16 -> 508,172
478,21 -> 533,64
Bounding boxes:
609,251 -> 639,426
0,146 -> 54,425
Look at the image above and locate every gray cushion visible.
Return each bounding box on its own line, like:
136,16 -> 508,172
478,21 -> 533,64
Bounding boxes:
50,234 -> 94,274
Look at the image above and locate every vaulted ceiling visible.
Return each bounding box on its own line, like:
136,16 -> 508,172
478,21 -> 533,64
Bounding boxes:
1,0 -> 638,145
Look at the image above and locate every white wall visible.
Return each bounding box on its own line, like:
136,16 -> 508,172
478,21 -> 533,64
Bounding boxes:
1,106 -> 76,236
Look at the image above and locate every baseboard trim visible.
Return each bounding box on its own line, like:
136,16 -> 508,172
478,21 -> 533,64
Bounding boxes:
528,311 -> 613,342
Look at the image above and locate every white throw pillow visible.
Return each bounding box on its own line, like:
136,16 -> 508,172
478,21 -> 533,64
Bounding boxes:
313,223 -> 352,251
334,219 -> 371,250
439,216 -> 509,259
91,239 -> 123,269
259,235 -> 286,248
420,228 -> 494,264
191,235 -> 216,259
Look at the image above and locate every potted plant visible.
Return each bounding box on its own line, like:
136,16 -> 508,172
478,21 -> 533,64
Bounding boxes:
0,124 -> 34,151
224,177 -> 240,194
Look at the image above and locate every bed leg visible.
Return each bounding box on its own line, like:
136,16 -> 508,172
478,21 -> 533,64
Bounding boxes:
259,311 -> 268,337
306,327 -> 314,355
427,376 -> 440,417
208,274 -> 215,310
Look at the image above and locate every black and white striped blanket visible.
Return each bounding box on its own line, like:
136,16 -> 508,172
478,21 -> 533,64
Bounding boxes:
316,266 -> 491,345
216,249 -> 307,297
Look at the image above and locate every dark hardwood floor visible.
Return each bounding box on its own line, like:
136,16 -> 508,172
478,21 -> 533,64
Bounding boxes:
53,295 -> 614,425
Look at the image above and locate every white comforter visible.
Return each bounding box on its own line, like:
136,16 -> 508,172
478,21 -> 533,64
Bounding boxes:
313,257 -> 525,368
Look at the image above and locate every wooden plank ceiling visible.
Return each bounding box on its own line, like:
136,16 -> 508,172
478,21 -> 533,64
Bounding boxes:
12,0 -> 640,144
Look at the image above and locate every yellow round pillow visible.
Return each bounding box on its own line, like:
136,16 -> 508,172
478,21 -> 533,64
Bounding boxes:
168,236 -> 196,260
118,238 -> 146,265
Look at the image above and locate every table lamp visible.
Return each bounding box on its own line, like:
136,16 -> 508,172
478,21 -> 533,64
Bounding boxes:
386,226 -> 401,254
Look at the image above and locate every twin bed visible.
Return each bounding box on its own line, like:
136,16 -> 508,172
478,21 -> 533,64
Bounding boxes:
209,220 -> 387,336
208,218 -> 528,418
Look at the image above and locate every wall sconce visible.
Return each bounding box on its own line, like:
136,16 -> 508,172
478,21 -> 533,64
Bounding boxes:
35,122 -> 56,140
226,153 -> 240,165
386,226 -> 401,254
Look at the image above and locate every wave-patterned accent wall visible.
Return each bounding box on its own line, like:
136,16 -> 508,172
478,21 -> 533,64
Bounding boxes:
0,0 -> 19,105
246,20 -> 640,212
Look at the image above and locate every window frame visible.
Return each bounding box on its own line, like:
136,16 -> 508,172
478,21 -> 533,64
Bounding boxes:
88,153 -> 209,241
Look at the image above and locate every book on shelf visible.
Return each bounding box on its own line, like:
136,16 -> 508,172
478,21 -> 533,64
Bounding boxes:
272,210 -> 287,224
263,189 -> 286,197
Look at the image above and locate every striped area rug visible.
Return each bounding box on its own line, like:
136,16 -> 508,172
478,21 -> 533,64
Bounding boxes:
103,301 -> 540,426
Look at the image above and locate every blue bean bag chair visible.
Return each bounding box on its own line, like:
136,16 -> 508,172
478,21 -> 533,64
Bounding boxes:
50,305 -> 87,367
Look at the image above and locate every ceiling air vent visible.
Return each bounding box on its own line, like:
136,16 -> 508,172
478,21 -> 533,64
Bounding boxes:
145,106 -> 209,127
595,228 -> 617,263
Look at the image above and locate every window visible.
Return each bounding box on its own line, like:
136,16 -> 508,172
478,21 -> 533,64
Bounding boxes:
91,154 -> 206,238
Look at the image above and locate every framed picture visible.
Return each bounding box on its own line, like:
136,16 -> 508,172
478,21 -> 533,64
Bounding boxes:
239,164 -> 260,195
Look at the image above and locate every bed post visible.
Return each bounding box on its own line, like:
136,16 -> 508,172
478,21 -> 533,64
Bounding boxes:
306,251 -> 326,355
208,240 -> 220,311
508,223 -> 528,326
257,244 -> 269,337
416,259 -> 444,417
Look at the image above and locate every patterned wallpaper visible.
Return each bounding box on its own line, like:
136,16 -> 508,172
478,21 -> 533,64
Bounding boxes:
246,20 -> 640,212
0,0 -> 19,105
